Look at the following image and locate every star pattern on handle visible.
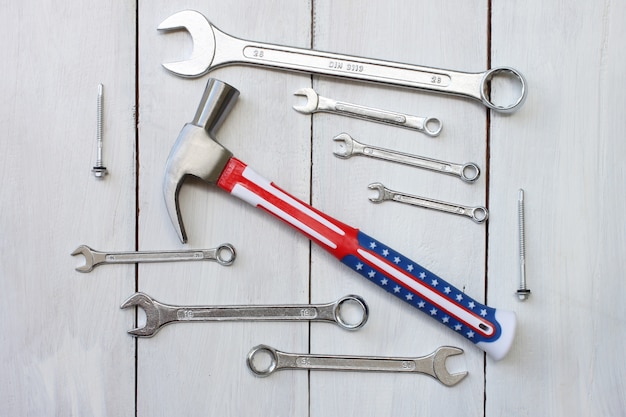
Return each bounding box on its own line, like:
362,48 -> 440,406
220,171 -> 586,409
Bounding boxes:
339,233 -> 500,344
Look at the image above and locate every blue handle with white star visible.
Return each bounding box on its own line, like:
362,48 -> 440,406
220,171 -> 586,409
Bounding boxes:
217,159 -> 517,360
341,232 -> 516,360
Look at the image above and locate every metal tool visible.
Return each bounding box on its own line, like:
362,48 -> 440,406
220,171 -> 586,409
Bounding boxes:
121,292 -> 369,337
516,189 -> 530,300
368,183 -> 488,224
334,133 -> 479,183
293,88 -> 442,136
71,243 -> 236,272
162,78 -> 516,360
92,84 -> 107,178
246,344 -> 467,387
158,10 -> 527,112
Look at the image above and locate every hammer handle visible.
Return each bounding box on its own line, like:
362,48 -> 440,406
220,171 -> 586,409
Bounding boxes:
217,158 -> 516,360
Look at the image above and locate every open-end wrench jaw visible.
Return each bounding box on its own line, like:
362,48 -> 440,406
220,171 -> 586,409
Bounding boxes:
120,292 -> 164,337
332,133 -> 355,159
292,88 -> 319,114
431,346 -> 468,387
71,245 -> 96,272
158,10 -> 216,78
367,183 -> 389,203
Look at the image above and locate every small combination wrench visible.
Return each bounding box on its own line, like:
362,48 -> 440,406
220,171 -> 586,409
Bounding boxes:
333,133 -> 480,183
121,292 -> 369,337
368,183 -> 489,224
157,10 -> 527,112
71,244 -> 236,272
246,344 -> 467,387
293,88 -> 442,137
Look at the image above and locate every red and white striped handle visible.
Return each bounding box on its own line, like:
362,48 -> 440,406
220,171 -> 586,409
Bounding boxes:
217,157 -> 516,360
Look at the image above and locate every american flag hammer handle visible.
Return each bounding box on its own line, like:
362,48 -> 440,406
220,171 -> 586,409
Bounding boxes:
217,157 -> 516,360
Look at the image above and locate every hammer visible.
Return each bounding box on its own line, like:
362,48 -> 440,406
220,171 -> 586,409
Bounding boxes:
163,79 -> 516,360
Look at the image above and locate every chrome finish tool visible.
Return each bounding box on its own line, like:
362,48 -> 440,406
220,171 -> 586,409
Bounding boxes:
293,88 -> 442,136
247,344 -> 467,387
158,10 -> 527,112
71,244 -> 236,272
121,293 -> 369,337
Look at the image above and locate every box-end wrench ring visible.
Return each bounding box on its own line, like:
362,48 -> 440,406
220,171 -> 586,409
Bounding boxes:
71,244 -> 236,272
246,344 -> 467,387
368,183 -> 488,224
293,88 -> 442,137
120,292 -> 369,337
334,133 -> 479,183
157,10 -> 527,112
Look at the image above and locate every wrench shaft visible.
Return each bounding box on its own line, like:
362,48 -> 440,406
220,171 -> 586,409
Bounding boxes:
280,353 -> 433,375
105,250 -> 206,264
172,305 -> 327,322
238,42 -> 480,99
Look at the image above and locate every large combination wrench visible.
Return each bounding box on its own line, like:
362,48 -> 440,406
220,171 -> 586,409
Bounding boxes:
246,344 -> 467,387
158,10 -> 527,112
121,292 -> 369,337
333,133 -> 480,183
71,244 -> 236,272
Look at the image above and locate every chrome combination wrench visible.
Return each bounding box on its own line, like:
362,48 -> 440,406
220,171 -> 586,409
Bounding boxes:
334,133 -> 480,183
368,183 -> 489,224
157,10 -> 527,112
246,344 -> 467,387
71,244 -> 236,272
293,88 -> 442,136
121,292 -> 369,337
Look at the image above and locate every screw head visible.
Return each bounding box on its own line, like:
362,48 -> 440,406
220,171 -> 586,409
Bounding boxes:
516,288 -> 531,301
92,166 -> 108,178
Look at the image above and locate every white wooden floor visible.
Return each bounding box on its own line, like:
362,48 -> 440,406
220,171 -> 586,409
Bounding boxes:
2,1 -> 625,416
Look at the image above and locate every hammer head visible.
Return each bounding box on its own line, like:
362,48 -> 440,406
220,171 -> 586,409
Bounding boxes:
163,78 -> 240,243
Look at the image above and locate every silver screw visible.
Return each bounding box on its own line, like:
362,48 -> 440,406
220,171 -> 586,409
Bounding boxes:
92,83 -> 108,178
516,189 -> 530,300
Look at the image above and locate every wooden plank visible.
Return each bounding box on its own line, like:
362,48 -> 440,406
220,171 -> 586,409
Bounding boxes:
0,1 -> 137,415
488,1 -> 626,416
310,1 -> 489,415
136,1 -> 312,415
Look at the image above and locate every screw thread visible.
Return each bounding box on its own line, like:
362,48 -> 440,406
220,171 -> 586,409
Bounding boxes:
95,84 -> 103,165
518,189 -> 527,291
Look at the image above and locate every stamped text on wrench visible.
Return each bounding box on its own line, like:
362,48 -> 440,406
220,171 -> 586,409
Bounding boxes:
158,10 -> 527,112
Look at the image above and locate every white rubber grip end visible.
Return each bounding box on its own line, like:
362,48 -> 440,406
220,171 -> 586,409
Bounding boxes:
477,309 -> 517,361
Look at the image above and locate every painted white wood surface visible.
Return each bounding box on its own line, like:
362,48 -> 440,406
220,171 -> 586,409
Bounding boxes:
487,2 -> 626,416
0,1 -> 137,415
309,2 -> 487,415
2,1 -> 625,417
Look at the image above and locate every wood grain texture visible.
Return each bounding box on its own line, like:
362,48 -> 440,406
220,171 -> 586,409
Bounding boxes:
310,1 -> 488,415
2,0 -> 626,416
488,1 -> 626,416
0,1 -> 137,415
136,1 -> 312,415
